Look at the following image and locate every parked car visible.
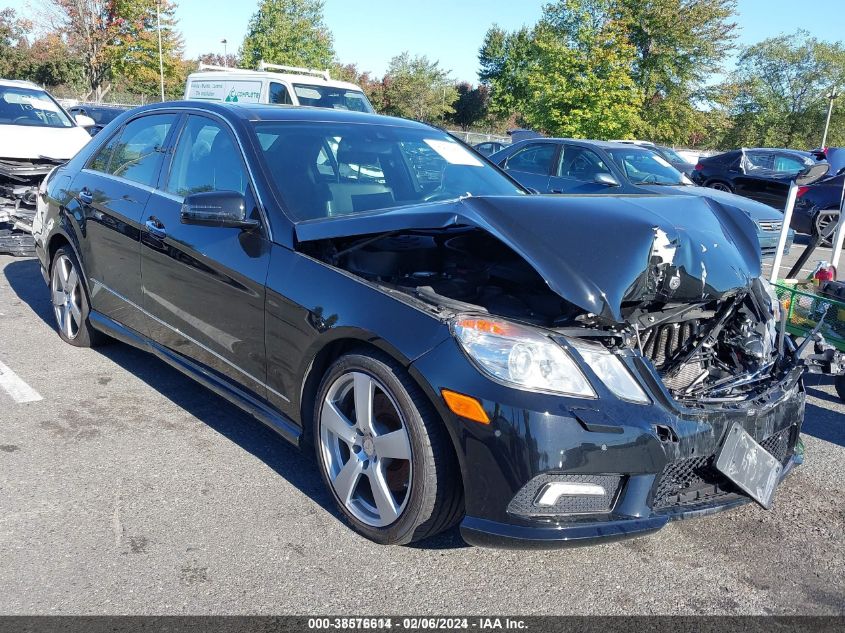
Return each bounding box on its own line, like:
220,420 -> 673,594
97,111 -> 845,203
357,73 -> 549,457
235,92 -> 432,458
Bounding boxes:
35,102 -> 804,548
473,141 -> 506,156
68,104 -> 131,136
609,140 -> 696,176
0,78 -> 94,255
184,62 -> 375,113
690,148 -> 819,208
489,138 -> 793,258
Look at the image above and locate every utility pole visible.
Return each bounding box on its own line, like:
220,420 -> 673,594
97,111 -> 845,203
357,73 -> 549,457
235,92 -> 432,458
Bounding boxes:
156,0 -> 165,101
221,39 -> 228,66
821,89 -> 839,149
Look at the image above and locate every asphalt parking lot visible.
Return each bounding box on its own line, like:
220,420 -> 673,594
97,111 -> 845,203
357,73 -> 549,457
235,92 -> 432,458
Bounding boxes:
0,239 -> 843,615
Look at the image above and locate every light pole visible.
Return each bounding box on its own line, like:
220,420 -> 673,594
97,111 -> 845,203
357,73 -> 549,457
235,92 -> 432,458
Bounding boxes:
821,88 -> 839,149
156,0 -> 165,101
221,39 -> 228,66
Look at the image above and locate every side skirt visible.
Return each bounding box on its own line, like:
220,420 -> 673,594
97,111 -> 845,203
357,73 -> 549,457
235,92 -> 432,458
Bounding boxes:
89,310 -> 302,446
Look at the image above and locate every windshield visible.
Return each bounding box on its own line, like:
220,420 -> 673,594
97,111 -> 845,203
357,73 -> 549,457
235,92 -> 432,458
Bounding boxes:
253,121 -> 524,221
292,83 -> 374,113
607,148 -> 685,185
0,85 -> 73,128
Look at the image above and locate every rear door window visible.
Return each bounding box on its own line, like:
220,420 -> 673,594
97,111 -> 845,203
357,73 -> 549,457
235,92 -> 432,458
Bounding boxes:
269,82 -> 293,105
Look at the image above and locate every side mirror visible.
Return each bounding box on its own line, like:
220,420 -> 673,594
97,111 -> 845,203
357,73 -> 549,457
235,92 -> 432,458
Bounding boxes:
74,114 -> 96,128
594,173 -> 620,187
180,191 -> 260,229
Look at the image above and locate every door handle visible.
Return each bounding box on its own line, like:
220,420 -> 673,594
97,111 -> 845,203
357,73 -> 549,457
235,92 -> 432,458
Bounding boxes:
78,189 -> 93,204
550,189 -> 564,194
145,217 -> 167,239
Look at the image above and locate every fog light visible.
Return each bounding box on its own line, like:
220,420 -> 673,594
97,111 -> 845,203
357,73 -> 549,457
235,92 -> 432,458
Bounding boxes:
534,482 -> 606,506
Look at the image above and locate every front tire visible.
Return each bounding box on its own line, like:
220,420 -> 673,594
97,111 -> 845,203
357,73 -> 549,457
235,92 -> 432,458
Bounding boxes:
49,247 -> 104,347
314,350 -> 462,545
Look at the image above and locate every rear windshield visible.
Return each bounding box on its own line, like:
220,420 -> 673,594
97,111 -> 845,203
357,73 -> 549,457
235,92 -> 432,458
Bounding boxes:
0,85 -> 73,128
81,107 -> 125,125
252,121 -> 524,221
292,83 -> 374,113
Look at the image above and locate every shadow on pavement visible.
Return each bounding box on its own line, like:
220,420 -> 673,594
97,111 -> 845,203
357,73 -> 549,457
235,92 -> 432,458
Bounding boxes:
3,257 -> 468,549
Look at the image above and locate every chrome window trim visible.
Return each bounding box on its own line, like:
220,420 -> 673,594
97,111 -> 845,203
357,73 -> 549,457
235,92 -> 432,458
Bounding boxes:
82,105 -> 273,241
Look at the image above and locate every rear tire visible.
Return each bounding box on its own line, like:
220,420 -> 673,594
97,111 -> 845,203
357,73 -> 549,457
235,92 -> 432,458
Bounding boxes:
708,181 -> 733,193
313,350 -> 463,545
814,209 -> 839,247
49,246 -> 105,348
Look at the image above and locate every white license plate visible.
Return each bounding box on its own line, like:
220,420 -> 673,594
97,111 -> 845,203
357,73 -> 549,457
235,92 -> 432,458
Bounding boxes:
715,424 -> 783,509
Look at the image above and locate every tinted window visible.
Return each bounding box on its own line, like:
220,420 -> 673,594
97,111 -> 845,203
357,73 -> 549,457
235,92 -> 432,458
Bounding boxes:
253,121 -> 523,221
505,143 -> 556,175
292,83 -> 373,113
106,114 -> 177,186
558,146 -> 613,181
269,82 -> 293,105
774,154 -> 810,173
167,115 -> 247,196
89,131 -> 121,173
746,151 -> 774,170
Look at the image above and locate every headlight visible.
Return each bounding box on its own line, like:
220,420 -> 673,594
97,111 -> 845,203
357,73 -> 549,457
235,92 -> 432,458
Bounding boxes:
570,340 -> 650,404
452,317 -> 595,398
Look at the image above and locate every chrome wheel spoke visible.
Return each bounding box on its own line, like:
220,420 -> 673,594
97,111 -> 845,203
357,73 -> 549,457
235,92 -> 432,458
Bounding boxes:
373,429 -> 411,461
353,372 -> 375,433
66,267 -> 79,294
368,466 -> 399,524
52,288 -> 65,306
321,401 -> 358,446
59,257 -> 71,290
333,457 -> 363,504
69,296 -> 82,326
62,305 -> 73,337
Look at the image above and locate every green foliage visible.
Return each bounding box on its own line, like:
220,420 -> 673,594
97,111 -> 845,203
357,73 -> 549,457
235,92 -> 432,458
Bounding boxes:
331,62 -> 385,111
523,0 -> 643,138
450,82 -> 489,130
381,52 -> 458,123
715,31 -> 845,149
479,0 -> 738,143
240,0 -> 334,70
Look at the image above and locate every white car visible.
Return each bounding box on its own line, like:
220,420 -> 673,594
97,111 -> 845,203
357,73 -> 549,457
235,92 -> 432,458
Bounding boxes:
0,79 -> 94,254
184,62 -> 375,113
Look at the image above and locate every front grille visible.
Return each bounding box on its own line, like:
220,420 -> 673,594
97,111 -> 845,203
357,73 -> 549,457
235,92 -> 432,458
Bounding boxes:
507,474 -> 623,517
757,220 -> 783,233
652,426 -> 796,511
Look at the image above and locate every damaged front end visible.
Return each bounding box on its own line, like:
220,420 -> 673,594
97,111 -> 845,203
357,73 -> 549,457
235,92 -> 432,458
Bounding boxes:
297,194 -> 810,527
0,158 -> 62,256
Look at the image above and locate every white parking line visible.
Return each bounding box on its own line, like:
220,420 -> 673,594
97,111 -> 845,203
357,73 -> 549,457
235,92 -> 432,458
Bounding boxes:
0,359 -> 42,403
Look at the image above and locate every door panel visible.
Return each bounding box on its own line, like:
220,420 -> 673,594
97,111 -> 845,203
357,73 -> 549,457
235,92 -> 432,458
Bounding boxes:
140,114 -> 270,398
72,113 -> 178,332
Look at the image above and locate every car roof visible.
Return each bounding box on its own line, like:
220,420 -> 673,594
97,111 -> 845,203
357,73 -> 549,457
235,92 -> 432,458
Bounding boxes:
0,78 -> 42,90
128,100 -> 437,130
512,138 -> 656,151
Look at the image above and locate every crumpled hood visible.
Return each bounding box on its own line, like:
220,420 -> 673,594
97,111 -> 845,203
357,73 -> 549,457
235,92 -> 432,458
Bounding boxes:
295,194 -> 762,324
0,124 -> 91,160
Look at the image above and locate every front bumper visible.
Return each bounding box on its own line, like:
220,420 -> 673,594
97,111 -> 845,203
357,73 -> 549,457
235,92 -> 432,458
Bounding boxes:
410,338 -> 805,549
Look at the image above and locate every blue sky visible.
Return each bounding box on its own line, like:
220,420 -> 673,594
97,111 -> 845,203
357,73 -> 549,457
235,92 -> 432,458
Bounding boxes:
8,0 -> 845,82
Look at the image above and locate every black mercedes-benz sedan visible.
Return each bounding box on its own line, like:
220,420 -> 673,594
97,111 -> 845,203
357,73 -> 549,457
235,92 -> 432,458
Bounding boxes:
32,102 -> 806,548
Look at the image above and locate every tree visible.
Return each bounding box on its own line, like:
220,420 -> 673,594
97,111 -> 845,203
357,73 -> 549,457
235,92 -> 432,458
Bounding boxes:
240,0 -> 334,70
198,52 -> 241,69
450,82 -> 489,130
478,0 -> 738,142
381,52 -> 457,123
714,31 -> 845,149
332,62 -> 385,111
0,8 -> 30,79
110,0 -> 186,100
619,0 -> 738,142
43,0 -> 122,101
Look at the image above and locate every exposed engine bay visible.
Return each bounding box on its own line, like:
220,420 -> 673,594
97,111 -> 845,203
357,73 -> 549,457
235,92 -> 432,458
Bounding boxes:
0,157 -> 61,256
306,226 -> 799,404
